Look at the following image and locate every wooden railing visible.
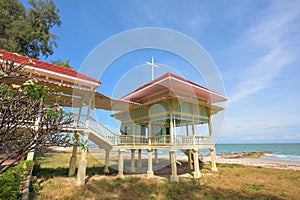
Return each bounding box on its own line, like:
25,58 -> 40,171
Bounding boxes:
175,135 -> 211,145
116,135 -> 171,146
71,114 -> 212,147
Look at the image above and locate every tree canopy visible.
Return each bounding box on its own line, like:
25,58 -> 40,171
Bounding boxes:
51,59 -> 73,68
0,57 -> 73,174
0,0 -> 61,58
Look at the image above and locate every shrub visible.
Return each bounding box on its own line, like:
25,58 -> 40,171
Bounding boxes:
0,160 -> 33,200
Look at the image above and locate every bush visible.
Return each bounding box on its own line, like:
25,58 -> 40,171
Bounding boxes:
0,160 -> 33,200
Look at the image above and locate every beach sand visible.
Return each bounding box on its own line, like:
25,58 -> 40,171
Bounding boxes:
214,156 -> 300,170
52,147 -> 300,171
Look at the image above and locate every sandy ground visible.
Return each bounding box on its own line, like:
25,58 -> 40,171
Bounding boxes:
213,156 -> 300,170
51,147 -> 300,171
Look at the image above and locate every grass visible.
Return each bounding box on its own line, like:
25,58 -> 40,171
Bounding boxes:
31,148 -> 300,200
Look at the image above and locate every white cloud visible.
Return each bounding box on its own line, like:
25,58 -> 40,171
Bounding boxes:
228,1 -> 300,105
229,46 -> 293,104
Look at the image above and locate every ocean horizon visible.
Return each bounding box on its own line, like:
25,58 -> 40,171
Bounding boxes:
88,142 -> 300,162
215,143 -> 300,162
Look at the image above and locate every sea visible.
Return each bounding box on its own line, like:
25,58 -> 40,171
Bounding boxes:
89,143 -> 300,162
215,143 -> 300,162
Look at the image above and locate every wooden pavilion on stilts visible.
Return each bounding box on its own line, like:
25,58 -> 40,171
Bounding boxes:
0,49 -> 227,185
112,72 -> 227,181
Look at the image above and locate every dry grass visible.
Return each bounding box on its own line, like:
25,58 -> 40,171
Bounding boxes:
32,148 -> 300,200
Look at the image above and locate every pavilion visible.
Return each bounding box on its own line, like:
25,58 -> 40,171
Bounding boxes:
112,72 -> 227,181
0,49 -> 227,185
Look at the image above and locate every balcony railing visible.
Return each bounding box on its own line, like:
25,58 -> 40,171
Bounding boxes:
71,114 -> 212,147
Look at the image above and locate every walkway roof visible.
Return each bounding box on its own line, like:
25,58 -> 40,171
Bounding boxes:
0,49 -> 140,111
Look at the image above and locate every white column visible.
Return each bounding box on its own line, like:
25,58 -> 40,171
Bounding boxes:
104,149 -> 110,174
188,149 -> 193,170
208,116 -> 218,172
192,115 -> 195,145
138,149 -> 142,168
170,150 -> 179,182
148,121 -> 152,145
170,99 -> 174,145
77,133 -> 89,186
170,116 -> 174,145
147,149 -> 153,178
131,149 -> 136,173
132,123 -> 136,145
186,121 -> 189,136
192,148 -> 201,178
117,149 -> 125,179
68,135 -> 78,176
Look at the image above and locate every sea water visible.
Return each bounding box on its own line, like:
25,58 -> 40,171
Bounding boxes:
88,143 -> 300,162
216,143 -> 300,162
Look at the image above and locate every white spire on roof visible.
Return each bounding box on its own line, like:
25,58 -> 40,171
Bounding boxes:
145,56 -> 160,81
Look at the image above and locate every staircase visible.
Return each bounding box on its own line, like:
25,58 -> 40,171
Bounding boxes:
74,115 -> 118,150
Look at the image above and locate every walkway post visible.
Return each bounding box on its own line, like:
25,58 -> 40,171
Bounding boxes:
188,149 -> 193,170
68,132 -> 78,176
131,149 -> 136,173
104,149 -> 111,174
77,133 -> 89,186
117,149 -> 125,179
170,150 -> 179,182
147,148 -> 153,178
192,148 -> 201,178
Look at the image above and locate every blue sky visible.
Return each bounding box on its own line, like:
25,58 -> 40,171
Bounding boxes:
24,0 -> 300,143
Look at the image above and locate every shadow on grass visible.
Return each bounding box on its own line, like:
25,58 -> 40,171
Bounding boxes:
62,177 -> 283,200
32,164 -> 117,180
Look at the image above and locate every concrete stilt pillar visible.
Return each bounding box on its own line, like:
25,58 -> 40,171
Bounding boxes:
117,149 -> 125,179
192,148 -> 201,178
147,149 -> 153,178
68,142 -> 78,176
187,149 -> 193,170
131,149 -> 136,173
26,151 -> 35,161
210,148 -> 218,172
170,150 -> 179,182
77,133 -> 89,186
154,149 -> 159,164
137,149 -> 142,168
104,149 -> 110,174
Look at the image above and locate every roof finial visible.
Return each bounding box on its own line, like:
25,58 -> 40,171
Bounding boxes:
145,56 -> 160,81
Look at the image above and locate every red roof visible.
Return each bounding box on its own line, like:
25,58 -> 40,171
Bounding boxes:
122,72 -> 227,103
0,49 -> 101,84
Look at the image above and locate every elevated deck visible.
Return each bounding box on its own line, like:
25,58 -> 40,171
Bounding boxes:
68,114 -> 213,150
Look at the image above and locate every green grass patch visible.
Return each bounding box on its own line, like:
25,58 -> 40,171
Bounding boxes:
32,149 -> 300,200
242,183 -> 265,191
216,163 -> 244,168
